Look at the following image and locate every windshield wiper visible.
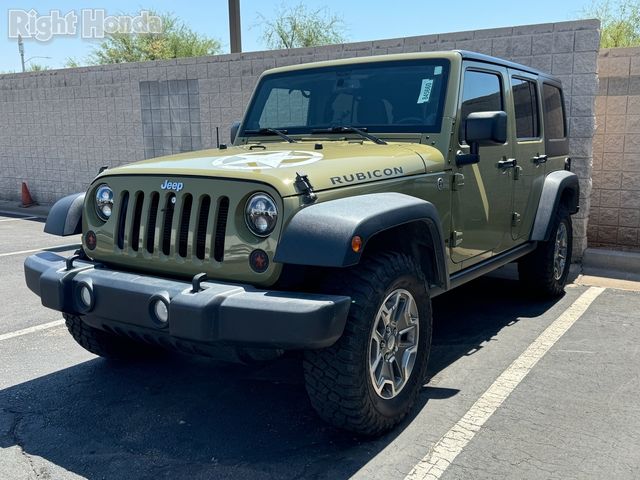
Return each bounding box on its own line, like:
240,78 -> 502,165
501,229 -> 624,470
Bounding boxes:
311,126 -> 387,145
244,127 -> 297,143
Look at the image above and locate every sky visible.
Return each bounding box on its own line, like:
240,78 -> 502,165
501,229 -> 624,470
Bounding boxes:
0,0 -> 594,72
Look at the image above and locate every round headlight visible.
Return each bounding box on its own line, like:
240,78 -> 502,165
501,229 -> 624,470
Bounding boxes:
95,184 -> 114,221
245,193 -> 278,237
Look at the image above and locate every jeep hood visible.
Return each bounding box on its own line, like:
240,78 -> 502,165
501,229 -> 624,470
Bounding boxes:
101,141 -> 445,197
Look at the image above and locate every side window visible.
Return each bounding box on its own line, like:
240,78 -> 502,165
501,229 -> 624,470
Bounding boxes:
512,77 -> 540,139
258,88 -> 310,128
542,84 -> 566,139
459,70 -> 503,142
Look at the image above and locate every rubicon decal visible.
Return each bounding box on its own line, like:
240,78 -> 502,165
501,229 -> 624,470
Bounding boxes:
330,167 -> 404,185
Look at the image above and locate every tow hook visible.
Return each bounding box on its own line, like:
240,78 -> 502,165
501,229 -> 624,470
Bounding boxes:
191,273 -> 208,293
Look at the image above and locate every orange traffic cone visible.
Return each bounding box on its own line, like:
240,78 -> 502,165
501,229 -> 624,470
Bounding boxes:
20,182 -> 37,208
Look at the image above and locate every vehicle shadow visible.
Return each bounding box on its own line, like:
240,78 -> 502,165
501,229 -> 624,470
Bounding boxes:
0,273 -> 561,479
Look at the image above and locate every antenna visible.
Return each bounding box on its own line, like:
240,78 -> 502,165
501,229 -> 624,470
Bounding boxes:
216,126 -> 220,148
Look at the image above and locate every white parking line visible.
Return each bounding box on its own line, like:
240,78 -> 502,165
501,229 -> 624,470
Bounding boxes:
0,244 -> 79,258
405,286 -> 606,480
0,216 -> 38,222
0,320 -> 65,342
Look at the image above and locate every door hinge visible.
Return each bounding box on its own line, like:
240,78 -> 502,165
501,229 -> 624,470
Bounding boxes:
512,212 -> 522,227
451,230 -> 463,247
452,173 -> 465,191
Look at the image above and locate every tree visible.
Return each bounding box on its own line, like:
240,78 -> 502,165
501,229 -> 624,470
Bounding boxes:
70,11 -> 221,66
258,3 -> 347,49
64,58 -> 81,68
584,0 -> 640,48
27,63 -> 49,72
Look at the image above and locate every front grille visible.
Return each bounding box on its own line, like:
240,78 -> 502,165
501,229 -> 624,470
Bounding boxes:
131,192 -> 144,252
161,193 -> 176,256
195,196 -> 211,260
115,189 -> 229,263
214,196 -> 229,262
116,192 -> 129,250
146,192 -> 160,254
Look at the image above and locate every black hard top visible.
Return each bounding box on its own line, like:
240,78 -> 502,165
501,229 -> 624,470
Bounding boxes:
456,50 -> 561,83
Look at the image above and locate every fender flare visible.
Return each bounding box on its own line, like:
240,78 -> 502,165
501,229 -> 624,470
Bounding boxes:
531,170 -> 579,242
274,192 -> 448,288
44,193 -> 85,236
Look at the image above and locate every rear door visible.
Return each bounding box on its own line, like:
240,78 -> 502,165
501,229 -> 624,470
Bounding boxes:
450,63 -> 514,265
507,70 -> 545,241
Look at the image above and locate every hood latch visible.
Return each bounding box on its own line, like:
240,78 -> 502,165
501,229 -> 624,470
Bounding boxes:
294,172 -> 317,204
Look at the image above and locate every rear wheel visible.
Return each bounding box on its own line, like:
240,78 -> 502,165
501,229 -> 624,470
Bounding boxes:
303,252 -> 432,436
519,209 -> 573,297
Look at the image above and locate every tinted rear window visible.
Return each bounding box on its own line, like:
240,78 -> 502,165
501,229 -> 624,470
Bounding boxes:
512,77 -> 540,139
542,84 -> 566,139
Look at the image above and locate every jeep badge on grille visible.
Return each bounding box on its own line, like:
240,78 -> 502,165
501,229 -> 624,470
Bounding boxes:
160,180 -> 184,192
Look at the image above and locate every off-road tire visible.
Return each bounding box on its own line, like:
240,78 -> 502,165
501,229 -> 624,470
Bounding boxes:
303,252 -> 432,436
64,313 -> 159,360
519,209 -> 573,298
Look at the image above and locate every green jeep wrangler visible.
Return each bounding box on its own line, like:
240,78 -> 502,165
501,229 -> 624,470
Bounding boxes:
25,50 -> 578,436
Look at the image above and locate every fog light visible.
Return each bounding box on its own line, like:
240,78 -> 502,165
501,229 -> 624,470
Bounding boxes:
76,283 -> 94,312
80,286 -> 92,307
153,299 -> 169,325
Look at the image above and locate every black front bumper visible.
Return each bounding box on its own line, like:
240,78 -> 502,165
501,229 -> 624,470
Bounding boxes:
24,252 -> 350,349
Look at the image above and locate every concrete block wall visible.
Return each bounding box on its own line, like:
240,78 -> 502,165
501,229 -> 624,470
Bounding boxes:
0,19 -> 599,256
591,47 -> 640,250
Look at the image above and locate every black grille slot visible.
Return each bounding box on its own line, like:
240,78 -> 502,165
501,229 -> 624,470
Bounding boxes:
213,196 -> 229,262
162,194 -> 176,255
195,196 -> 211,260
146,192 -> 159,253
130,192 -> 144,252
116,191 -> 129,250
178,194 -> 193,258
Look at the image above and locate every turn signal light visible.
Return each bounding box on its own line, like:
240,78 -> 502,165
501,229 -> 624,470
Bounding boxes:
85,230 -> 97,250
351,236 -> 362,253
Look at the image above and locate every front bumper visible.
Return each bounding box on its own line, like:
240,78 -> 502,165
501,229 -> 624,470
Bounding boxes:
24,252 -> 350,349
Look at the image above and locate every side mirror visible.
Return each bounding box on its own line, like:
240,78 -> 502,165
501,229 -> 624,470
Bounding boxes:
456,111 -> 507,166
230,121 -> 241,145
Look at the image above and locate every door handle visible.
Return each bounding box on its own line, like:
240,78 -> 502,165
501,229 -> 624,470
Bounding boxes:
532,154 -> 548,165
498,158 -> 517,169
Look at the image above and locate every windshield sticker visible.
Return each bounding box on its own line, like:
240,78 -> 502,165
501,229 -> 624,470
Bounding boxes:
417,79 -> 434,104
434,66 -> 443,75
211,150 -> 323,170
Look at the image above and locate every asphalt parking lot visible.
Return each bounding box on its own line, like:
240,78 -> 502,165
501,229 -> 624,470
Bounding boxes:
1,212 -> 639,480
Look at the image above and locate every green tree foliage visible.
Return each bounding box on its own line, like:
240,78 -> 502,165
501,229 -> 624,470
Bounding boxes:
27,63 -> 50,71
64,58 -> 81,68
584,0 -> 640,48
258,3 -> 347,49
70,11 -> 221,66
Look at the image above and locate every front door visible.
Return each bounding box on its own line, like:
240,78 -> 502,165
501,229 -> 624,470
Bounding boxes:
451,63 -> 514,265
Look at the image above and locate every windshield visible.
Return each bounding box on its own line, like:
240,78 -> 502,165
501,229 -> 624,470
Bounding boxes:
241,59 -> 450,136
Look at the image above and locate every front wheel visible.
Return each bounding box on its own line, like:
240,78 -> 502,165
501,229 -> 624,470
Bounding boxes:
303,252 -> 432,436
519,209 -> 573,297
64,313 -> 161,360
